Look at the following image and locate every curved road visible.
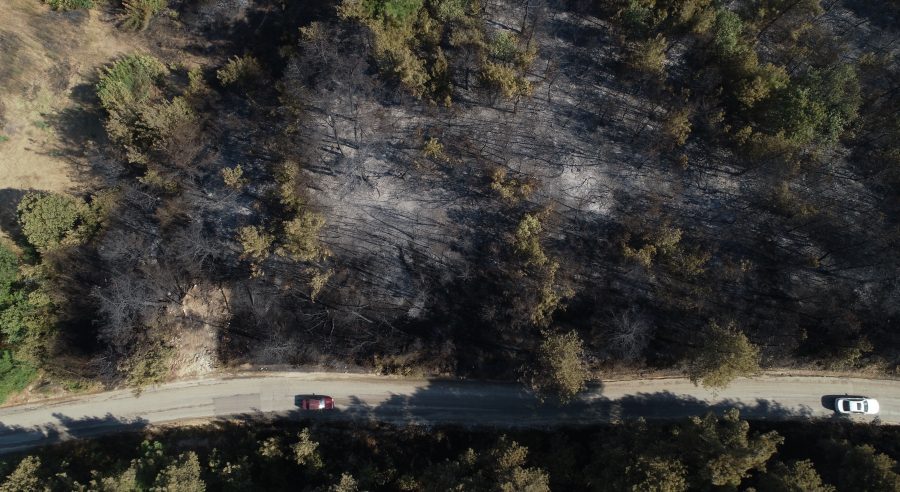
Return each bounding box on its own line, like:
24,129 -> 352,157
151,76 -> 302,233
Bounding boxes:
1,373 -> 898,453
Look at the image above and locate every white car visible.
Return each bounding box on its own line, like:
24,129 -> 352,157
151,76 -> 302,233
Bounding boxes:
835,397 -> 879,415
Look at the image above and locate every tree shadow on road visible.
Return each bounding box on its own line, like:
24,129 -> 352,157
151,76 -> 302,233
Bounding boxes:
284,379 -> 816,428
0,413 -> 148,455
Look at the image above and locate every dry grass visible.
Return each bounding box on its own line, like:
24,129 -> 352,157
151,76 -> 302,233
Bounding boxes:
0,1 -> 140,199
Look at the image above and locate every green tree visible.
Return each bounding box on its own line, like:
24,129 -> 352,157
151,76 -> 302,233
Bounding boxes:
712,9 -> 745,59
680,409 -> 783,488
123,339 -> 173,390
736,63 -> 789,108
217,55 -> 263,87
330,473 -> 359,492
221,165 -> 247,189
0,456 -> 44,492
689,321 -> 760,390
629,34 -> 668,77
531,330 -> 589,403
480,61 -> 533,100
258,436 -> 284,460
92,466 -> 139,491
664,108 -> 692,147
97,54 -> 196,163
238,226 -> 274,262
757,460 -> 835,492
626,456 -> 688,492
838,444 -> 900,491
280,211 -> 328,262
235,225 -> 268,273
97,54 -> 167,116
17,191 -> 112,253
492,438 -> 550,492
0,287 -> 57,364
513,213 -> 549,267
17,193 -> 81,252
0,245 -> 18,306
152,452 -> 205,492
292,428 -> 324,469
767,65 -> 860,145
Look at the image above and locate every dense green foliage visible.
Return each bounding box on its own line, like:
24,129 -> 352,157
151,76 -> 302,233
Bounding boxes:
0,246 -> 17,307
0,350 -> 36,404
3,414 -> 899,490
16,192 -> 112,254
0,247 -> 38,402
0,241 -> 54,366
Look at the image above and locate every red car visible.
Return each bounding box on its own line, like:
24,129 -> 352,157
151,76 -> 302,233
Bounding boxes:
296,395 -> 335,410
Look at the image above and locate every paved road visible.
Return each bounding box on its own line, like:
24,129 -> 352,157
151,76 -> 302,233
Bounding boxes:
1,373 -> 898,453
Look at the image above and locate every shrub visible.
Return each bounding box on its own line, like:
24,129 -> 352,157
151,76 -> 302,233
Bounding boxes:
217,55 -> 263,87
489,31 -> 520,64
123,339 -> 173,390
480,61 -> 532,99
238,226 -> 273,262
433,0 -> 468,21
513,213 -> 548,267
222,165 -> 247,189
45,0 -> 93,10
97,55 -> 199,162
97,54 -> 167,113
422,137 -> 447,161
308,268 -> 333,301
664,108 -> 692,146
139,96 -> 197,146
369,24 -> 430,97
97,54 -> 167,160
629,34 -> 668,76
491,168 -> 534,202
276,161 -> 306,213
121,0 -> 167,31
280,211 -> 328,262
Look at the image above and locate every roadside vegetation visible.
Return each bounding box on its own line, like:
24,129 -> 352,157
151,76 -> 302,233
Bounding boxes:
2,414 -> 900,491
0,0 -> 898,401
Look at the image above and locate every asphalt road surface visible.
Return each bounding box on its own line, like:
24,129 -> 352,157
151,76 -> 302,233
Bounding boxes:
1,373 -> 898,454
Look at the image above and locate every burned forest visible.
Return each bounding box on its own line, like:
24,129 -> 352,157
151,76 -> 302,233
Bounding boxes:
0,0 -> 899,400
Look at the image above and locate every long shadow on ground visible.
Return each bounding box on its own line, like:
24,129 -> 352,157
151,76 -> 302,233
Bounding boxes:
0,413 -> 148,455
